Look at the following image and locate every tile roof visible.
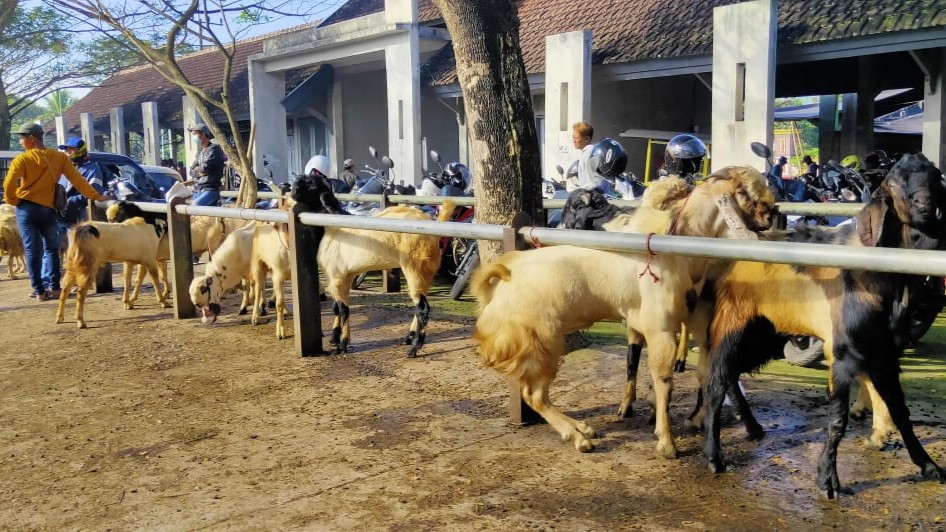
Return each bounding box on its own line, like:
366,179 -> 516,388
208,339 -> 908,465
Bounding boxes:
54,22 -> 318,134
324,0 -> 946,86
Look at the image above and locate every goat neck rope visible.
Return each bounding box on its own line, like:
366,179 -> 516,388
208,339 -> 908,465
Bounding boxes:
639,190 -> 695,283
275,223 -> 291,251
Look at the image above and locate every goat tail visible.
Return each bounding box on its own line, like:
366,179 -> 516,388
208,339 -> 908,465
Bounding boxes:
438,199 -> 457,222
474,318 -> 561,378
470,261 -> 511,307
67,225 -> 101,287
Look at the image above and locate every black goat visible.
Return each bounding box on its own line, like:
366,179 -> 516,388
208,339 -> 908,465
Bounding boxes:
703,153 -> 946,498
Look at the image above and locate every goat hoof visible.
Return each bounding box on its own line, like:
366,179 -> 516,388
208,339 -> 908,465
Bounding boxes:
403,332 -> 416,345
616,404 -> 633,419
849,408 -> 869,421
745,424 -> 765,441
161,301 -> 171,309
575,422 -> 596,439
656,441 -> 677,459
708,458 -> 726,474
318,292 -> 327,302
77,321 -> 87,329
673,360 -> 686,373
684,417 -> 703,433
574,438 -> 594,453
124,303 -> 133,310
238,307 -> 248,316
920,463 -> 945,482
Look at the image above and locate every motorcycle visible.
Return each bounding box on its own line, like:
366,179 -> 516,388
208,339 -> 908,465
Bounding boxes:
346,146 -> 396,217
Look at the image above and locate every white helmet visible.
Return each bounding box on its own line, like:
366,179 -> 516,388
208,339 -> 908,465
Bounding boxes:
304,154 -> 331,177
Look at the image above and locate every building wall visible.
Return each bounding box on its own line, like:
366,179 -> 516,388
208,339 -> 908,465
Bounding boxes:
588,75 -> 711,180
340,70 -> 389,171
420,95 -> 461,176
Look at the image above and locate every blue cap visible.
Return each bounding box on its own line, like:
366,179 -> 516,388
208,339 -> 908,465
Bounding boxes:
58,136 -> 85,150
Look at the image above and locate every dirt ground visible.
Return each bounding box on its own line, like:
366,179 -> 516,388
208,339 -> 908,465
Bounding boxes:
1,263 -> 945,531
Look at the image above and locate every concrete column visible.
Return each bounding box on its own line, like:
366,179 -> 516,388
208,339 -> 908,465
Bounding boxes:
384,31 -> 422,186
248,59 -> 287,183
922,51 -> 946,169
328,78 -> 344,177
840,57 -> 876,158
182,96 -> 201,172
818,95 -> 840,164
384,0 -> 415,23
55,116 -> 67,147
141,102 -> 160,165
711,0 -> 777,172
542,31 -> 592,180
109,107 -> 126,155
80,112 -> 95,150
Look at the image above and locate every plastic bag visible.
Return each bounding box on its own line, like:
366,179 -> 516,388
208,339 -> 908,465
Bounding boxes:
165,181 -> 193,202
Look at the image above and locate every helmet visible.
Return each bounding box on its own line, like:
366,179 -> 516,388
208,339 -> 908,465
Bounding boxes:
664,134 -> 707,176
304,155 -> 331,177
589,137 -> 627,179
58,136 -> 88,163
343,158 -> 354,169
442,162 -> 471,189
841,154 -> 863,172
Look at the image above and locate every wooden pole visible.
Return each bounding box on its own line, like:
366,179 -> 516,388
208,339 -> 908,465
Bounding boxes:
501,212 -> 542,425
288,203 -> 326,356
167,196 -> 195,319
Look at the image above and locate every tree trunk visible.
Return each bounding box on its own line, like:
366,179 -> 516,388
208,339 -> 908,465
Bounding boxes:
431,0 -> 543,263
0,78 -> 11,151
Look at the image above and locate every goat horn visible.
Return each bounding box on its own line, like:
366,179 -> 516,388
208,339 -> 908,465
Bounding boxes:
714,194 -> 758,240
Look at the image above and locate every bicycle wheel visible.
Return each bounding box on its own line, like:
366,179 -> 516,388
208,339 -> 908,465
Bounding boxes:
449,251 -> 479,300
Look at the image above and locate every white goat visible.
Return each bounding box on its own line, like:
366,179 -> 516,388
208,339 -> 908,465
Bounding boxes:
471,168 -> 776,457
0,208 -> 26,279
249,222 -> 292,339
56,217 -> 170,328
189,222 -> 259,322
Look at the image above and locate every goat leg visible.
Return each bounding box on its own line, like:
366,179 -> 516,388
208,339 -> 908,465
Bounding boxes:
329,301 -> 341,347
673,322 -> 688,372
336,301 -> 350,354
617,343 -> 642,418
817,353 -> 855,500
406,295 -> 430,358
866,358 -> 946,484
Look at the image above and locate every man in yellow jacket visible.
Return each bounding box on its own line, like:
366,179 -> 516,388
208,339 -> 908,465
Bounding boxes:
3,123 -> 107,301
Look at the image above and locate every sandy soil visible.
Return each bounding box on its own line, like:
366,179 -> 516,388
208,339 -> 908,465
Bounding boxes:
0,265 -> 944,530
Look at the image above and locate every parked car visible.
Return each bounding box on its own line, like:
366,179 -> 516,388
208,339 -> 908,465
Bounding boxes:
0,150 -> 164,202
140,164 -> 184,196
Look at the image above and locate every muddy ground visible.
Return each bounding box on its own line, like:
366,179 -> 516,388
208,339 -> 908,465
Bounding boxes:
0,264 -> 944,530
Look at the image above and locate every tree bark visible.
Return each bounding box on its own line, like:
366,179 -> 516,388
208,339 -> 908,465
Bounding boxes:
431,0 -> 543,263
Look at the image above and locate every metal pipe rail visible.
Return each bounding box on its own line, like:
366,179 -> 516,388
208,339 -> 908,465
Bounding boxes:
297,213 -> 503,240
217,190 -> 862,216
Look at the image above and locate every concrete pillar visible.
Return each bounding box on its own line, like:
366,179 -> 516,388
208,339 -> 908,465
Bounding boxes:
248,60 -> 287,183
542,30 -> 592,180
55,116 -> 67,147
711,0 -> 777,172
328,79 -> 344,177
384,0 -> 415,23
80,112 -> 95,150
840,57 -> 876,159
818,95 -> 840,164
109,107 -> 126,155
141,101 -> 160,165
922,51 -> 946,169
384,27 -> 422,186
182,96 -> 201,172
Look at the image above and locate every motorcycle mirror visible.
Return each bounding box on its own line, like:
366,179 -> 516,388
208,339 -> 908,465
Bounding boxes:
429,150 -> 441,164
840,188 -> 858,202
368,146 -> 378,159
555,164 -> 564,176
750,142 -> 772,160
381,155 -> 394,169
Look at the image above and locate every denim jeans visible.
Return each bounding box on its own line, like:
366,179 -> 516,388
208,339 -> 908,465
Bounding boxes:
192,188 -> 221,207
15,200 -> 62,294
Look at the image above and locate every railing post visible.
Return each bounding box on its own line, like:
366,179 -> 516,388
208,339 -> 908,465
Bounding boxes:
288,204 -> 326,356
379,189 -> 400,292
90,202 -> 113,293
502,212 -> 542,426
167,197 -> 195,319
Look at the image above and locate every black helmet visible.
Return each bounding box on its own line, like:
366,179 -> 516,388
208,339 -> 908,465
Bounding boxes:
664,134 -> 707,176
442,162 -> 471,189
589,137 -> 627,179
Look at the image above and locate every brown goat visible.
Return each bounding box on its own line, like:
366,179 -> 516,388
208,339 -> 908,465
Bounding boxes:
472,167 -> 775,456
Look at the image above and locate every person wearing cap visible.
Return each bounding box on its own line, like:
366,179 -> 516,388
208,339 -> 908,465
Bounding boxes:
56,136 -> 105,226
767,155 -> 789,198
186,123 -> 225,206
3,124 -> 108,301
338,158 -> 357,192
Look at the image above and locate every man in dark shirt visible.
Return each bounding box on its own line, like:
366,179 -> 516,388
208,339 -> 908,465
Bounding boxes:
186,123 -> 225,206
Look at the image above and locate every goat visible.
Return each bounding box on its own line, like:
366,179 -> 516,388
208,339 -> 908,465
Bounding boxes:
702,153 -> 946,498
55,217 -> 171,328
290,172 -> 455,357
249,222 -> 293,339
471,167 -> 775,456
189,222 -> 260,323
106,202 -> 171,298
0,208 -> 26,279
